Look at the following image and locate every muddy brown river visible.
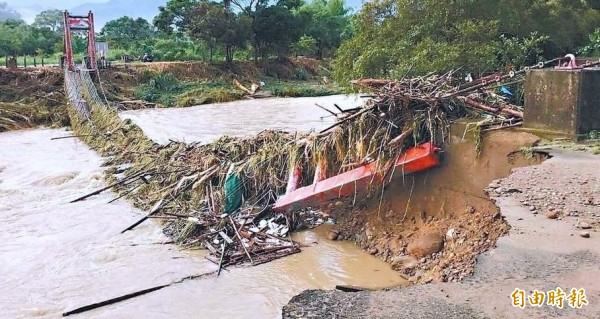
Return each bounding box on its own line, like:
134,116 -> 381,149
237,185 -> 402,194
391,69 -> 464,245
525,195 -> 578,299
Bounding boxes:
1,95 -> 405,319
119,94 -> 364,144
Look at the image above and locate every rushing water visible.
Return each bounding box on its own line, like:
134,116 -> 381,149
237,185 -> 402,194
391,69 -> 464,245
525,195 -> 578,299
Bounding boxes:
119,94 -> 364,144
1,95 -> 405,319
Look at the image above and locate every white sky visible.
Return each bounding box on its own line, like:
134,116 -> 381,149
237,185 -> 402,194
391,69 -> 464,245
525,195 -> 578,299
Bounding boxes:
3,0 -> 109,22
3,1 -> 108,8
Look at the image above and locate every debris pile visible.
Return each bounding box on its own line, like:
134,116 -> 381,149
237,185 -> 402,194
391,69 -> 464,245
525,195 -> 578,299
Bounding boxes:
69,70 -> 533,268
352,69 -> 525,132
0,68 -> 67,131
202,214 -> 300,269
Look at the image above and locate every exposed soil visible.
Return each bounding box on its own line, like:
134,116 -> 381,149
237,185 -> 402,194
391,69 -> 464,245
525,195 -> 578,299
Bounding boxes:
320,127 -> 546,284
283,146 -> 600,319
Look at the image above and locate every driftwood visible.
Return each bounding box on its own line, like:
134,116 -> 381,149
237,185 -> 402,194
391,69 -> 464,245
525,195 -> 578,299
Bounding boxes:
62,270 -> 218,317
51,134 -> 94,140
230,215 -> 253,263
69,173 -> 144,203
458,97 -> 523,119
108,184 -> 141,204
217,244 -> 226,277
121,166 -> 217,233
233,79 -> 261,95
351,78 -> 393,88
62,285 -> 169,316
315,103 -> 338,117
387,128 -> 413,148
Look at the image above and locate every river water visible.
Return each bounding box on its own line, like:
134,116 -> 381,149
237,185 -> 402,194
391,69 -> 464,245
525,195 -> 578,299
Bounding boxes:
1,95 -> 405,319
119,94 -> 364,144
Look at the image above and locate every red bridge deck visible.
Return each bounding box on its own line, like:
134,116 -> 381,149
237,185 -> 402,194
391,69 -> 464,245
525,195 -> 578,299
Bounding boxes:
273,142 -> 440,212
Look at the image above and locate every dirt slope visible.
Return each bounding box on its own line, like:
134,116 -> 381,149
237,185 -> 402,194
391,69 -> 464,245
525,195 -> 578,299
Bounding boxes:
283,147 -> 600,319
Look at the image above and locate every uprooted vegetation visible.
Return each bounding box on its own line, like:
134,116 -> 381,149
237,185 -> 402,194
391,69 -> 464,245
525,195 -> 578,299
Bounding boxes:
67,69 -> 532,274
0,68 -> 68,131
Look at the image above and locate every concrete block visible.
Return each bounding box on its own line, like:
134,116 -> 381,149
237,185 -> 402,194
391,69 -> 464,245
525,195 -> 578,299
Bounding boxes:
524,69 -> 600,140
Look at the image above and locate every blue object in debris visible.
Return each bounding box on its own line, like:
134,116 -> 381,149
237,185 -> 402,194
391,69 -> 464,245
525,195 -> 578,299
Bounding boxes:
500,86 -> 514,97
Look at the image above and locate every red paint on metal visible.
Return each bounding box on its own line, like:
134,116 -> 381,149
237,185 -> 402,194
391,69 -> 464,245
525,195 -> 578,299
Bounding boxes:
63,11 -> 97,71
88,11 -> 97,71
273,142 -> 440,212
63,11 -> 74,71
312,158 -> 328,184
285,164 -> 303,194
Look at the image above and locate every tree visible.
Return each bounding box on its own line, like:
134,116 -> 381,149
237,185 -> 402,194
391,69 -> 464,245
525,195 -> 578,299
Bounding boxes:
332,0 -> 599,85
154,0 -> 199,34
32,9 -> 63,33
0,2 -> 20,21
578,28 -> 600,56
296,0 -> 351,59
101,17 -> 155,50
0,19 -> 31,57
291,35 -> 317,56
253,3 -> 303,58
185,1 -> 248,62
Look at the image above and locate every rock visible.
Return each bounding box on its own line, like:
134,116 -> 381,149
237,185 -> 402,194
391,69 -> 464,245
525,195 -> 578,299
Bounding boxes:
407,232 -> 445,258
466,206 -> 476,214
580,231 -> 591,238
505,188 -> 522,194
368,247 -> 378,255
446,228 -> 457,241
328,230 -> 339,241
488,183 -> 500,189
579,222 -> 592,229
391,255 -> 418,270
545,211 -> 559,219
529,206 -> 537,212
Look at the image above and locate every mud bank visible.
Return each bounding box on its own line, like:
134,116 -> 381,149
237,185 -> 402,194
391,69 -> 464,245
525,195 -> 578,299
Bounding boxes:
283,147 -> 600,319
321,127 -> 546,284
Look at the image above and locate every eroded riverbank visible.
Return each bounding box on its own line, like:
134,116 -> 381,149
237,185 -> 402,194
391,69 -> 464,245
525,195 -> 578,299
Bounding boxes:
283,147 -> 600,318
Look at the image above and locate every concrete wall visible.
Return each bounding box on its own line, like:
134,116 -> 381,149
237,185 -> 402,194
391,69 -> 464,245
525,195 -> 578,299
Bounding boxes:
578,70 -> 600,134
524,69 -> 600,139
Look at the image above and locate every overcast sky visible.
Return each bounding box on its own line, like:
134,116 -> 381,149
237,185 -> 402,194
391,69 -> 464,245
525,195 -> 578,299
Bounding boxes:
4,0 -> 107,9
4,0 -> 364,25
3,0 -> 108,22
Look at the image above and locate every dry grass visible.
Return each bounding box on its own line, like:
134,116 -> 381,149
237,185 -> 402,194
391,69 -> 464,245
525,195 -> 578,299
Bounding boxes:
0,68 -> 68,131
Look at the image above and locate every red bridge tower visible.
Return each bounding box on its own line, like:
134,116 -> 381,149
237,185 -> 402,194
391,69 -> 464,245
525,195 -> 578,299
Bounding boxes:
62,11 -> 97,71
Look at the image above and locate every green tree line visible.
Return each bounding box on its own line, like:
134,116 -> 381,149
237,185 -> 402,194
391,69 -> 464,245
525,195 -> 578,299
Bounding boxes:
0,0 -> 352,63
333,0 -> 600,84
3,0 -> 600,81
101,0 -> 353,62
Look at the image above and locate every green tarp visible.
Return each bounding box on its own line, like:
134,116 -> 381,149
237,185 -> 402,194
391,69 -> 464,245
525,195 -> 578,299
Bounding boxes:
223,172 -> 242,215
